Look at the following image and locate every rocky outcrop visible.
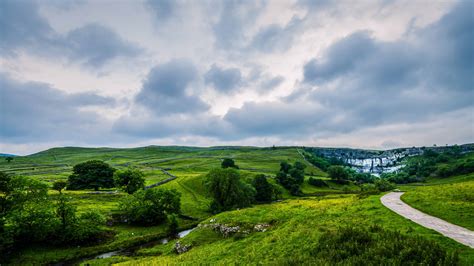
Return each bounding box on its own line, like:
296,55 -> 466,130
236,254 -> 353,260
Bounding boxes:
307,144 -> 474,175
174,241 -> 192,254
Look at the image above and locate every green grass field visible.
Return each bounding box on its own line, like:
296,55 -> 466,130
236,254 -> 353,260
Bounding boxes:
401,174 -> 474,231
106,195 -> 472,265
2,146 -> 473,265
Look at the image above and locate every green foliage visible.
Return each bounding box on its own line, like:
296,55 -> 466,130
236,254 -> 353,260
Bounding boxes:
67,160 -> 115,191
114,168 -> 145,194
308,177 -> 327,187
52,181 -> 67,194
311,225 -> 458,265
279,162 -> 291,173
276,162 -> 305,195
56,195 -> 77,230
5,157 -> 13,163
327,165 -> 349,181
221,158 -> 238,169
0,172 -> 10,191
119,188 -> 181,225
0,176 -> 109,257
252,174 -> 278,202
2,176 -> 49,212
167,214 -> 179,237
204,168 -> 255,213
373,179 -> 395,192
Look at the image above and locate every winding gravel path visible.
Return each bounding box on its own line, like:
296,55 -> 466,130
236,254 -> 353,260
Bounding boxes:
381,192 -> 474,248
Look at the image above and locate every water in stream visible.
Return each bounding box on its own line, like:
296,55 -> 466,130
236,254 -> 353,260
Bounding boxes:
59,227 -> 196,265
94,227 -> 195,259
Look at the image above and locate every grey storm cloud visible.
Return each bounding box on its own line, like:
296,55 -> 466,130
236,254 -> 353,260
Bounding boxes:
0,0 -> 141,67
0,73 -> 115,142
135,59 -> 209,114
204,64 -> 242,93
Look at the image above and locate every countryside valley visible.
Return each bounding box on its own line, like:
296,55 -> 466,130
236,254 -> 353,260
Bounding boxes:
0,145 -> 473,265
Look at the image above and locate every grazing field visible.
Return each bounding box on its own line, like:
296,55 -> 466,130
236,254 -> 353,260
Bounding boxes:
402,175 -> 474,231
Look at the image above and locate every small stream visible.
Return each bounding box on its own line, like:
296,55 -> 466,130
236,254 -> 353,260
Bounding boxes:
94,228 -> 195,259
61,227 -> 195,265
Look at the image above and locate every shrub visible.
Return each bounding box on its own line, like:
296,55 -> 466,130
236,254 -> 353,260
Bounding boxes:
308,177 -> 327,187
114,168 -> 145,194
311,225 -> 458,265
119,188 -> 181,225
68,160 -> 115,191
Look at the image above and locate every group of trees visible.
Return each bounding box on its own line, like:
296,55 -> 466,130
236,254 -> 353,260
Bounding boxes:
205,161 -> 282,213
276,162 -> 306,195
66,160 -> 145,194
0,172 -> 108,257
382,149 -> 474,184
66,161 -> 181,228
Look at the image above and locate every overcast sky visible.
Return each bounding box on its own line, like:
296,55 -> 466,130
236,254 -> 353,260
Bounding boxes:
0,0 -> 473,155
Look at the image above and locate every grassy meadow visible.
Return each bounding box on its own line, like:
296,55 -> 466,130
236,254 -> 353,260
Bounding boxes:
1,146 -> 473,265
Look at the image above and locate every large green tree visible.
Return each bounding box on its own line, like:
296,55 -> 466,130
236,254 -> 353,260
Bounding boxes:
205,168 -> 255,213
114,168 -> 145,194
67,160 -> 115,191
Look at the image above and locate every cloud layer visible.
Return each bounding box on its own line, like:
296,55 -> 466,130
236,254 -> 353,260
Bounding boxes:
0,0 -> 472,154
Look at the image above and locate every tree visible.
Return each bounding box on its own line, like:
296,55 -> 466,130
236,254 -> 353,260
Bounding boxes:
221,158 -> 238,169
289,168 -> 305,184
52,181 -> 67,194
5,157 -> 13,163
56,195 -> 77,230
167,214 -> 179,237
67,160 -> 115,191
114,168 -> 145,194
204,168 -> 255,213
119,188 -> 181,225
327,166 -> 349,181
280,162 -> 291,173
252,175 -> 273,202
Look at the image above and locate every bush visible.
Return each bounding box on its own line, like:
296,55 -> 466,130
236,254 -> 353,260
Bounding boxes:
374,179 -> 396,192
68,160 -> 115,191
205,168 -> 255,213
311,225 -> 458,265
114,168 -> 145,194
308,178 -> 327,187
119,188 -> 181,225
